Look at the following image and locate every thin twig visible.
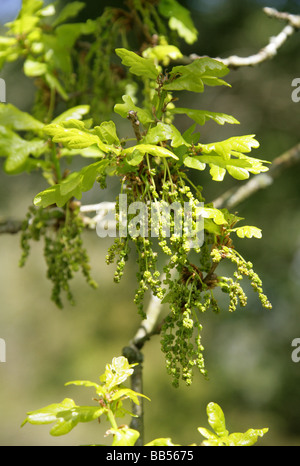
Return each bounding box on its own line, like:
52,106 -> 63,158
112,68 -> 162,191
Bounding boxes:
190,7 -> 300,69
0,219 -> 23,235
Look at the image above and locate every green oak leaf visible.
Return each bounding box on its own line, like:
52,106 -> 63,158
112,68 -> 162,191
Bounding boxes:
231,226 -> 262,239
114,95 -> 154,126
123,144 -> 178,160
0,103 -> 44,130
108,427 -> 140,447
170,107 -> 240,126
164,58 -> 230,93
21,398 -> 104,437
158,0 -> 198,44
33,160 -> 110,207
115,48 -> 159,80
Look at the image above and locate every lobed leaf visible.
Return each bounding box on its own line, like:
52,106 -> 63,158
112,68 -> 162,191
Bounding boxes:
0,103 -> 44,130
108,427 -> 140,447
143,44 -> 183,65
94,121 -> 120,146
185,135 -> 270,181
0,126 -> 45,174
163,58 -> 230,93
33,159 -> 110,208
232,226 -> 262,239
44,119 -> 117,153
170,107 -> 240,126
198,135 -> 260,159
227,428 -> 269,446
114,95 -> 154,126
198,403 -> 268,446
21,398 -> 104,437
51,105 -> 90,124
123,144 -> 179,160
142,122 -> 189,148
115,48 -> 159,80
100,357 -> 137,392
201,208 -> 228,225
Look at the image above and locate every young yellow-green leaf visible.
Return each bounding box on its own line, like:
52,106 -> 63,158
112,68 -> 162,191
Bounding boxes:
22,398 -> 104,437
143,44 -> 183,65
21,398 -> 76,427
170,107 -> 240,126
108,427 -> 140,447
126,149 -> 144,166
34,160 -> 110,208
116,48 -> 159,80
1,131 -> 45,174
142,122 -> 189,148
111,388 -> 150,405
24,59 -> 48,77
197,427 -> 219,441
164,58 -> 230,93
209,164 -> 226,181
94,121 -> 120,145
44,119 -> 108,152
200,208 -> 228,225
51,105 -> 90,124
226,165 -> 251,180
232,226 -> 262,239
146,438 -> 179,446
228,428 -> 269,446
114,95 -> 154,126
206,402 -> 229,437
100,356 -> 137,392
65,379 -> 103,392
199,135 -> 260,159
184,156 -> 206,171
0,103 -> 44,130
50,405 -> 104,436
124,144 -> 178,160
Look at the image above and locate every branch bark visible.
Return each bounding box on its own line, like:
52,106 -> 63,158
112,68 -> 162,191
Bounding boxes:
190,7 -> 300,69
122,293 -> 162,446
0,219 -> 23,235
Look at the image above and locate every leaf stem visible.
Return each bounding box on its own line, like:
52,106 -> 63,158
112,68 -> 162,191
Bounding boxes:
106,409 -> 118,430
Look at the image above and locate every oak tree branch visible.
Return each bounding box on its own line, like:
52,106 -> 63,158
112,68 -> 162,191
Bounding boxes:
190,7 -> 300,69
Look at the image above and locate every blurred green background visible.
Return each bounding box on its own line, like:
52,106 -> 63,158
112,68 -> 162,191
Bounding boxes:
0,0 -> 300,446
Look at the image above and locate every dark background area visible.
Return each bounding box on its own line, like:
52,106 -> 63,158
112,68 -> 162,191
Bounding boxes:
0,0 -> 299,445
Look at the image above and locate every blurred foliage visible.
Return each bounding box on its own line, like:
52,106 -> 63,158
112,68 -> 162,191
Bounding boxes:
0,0 -> 300,446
